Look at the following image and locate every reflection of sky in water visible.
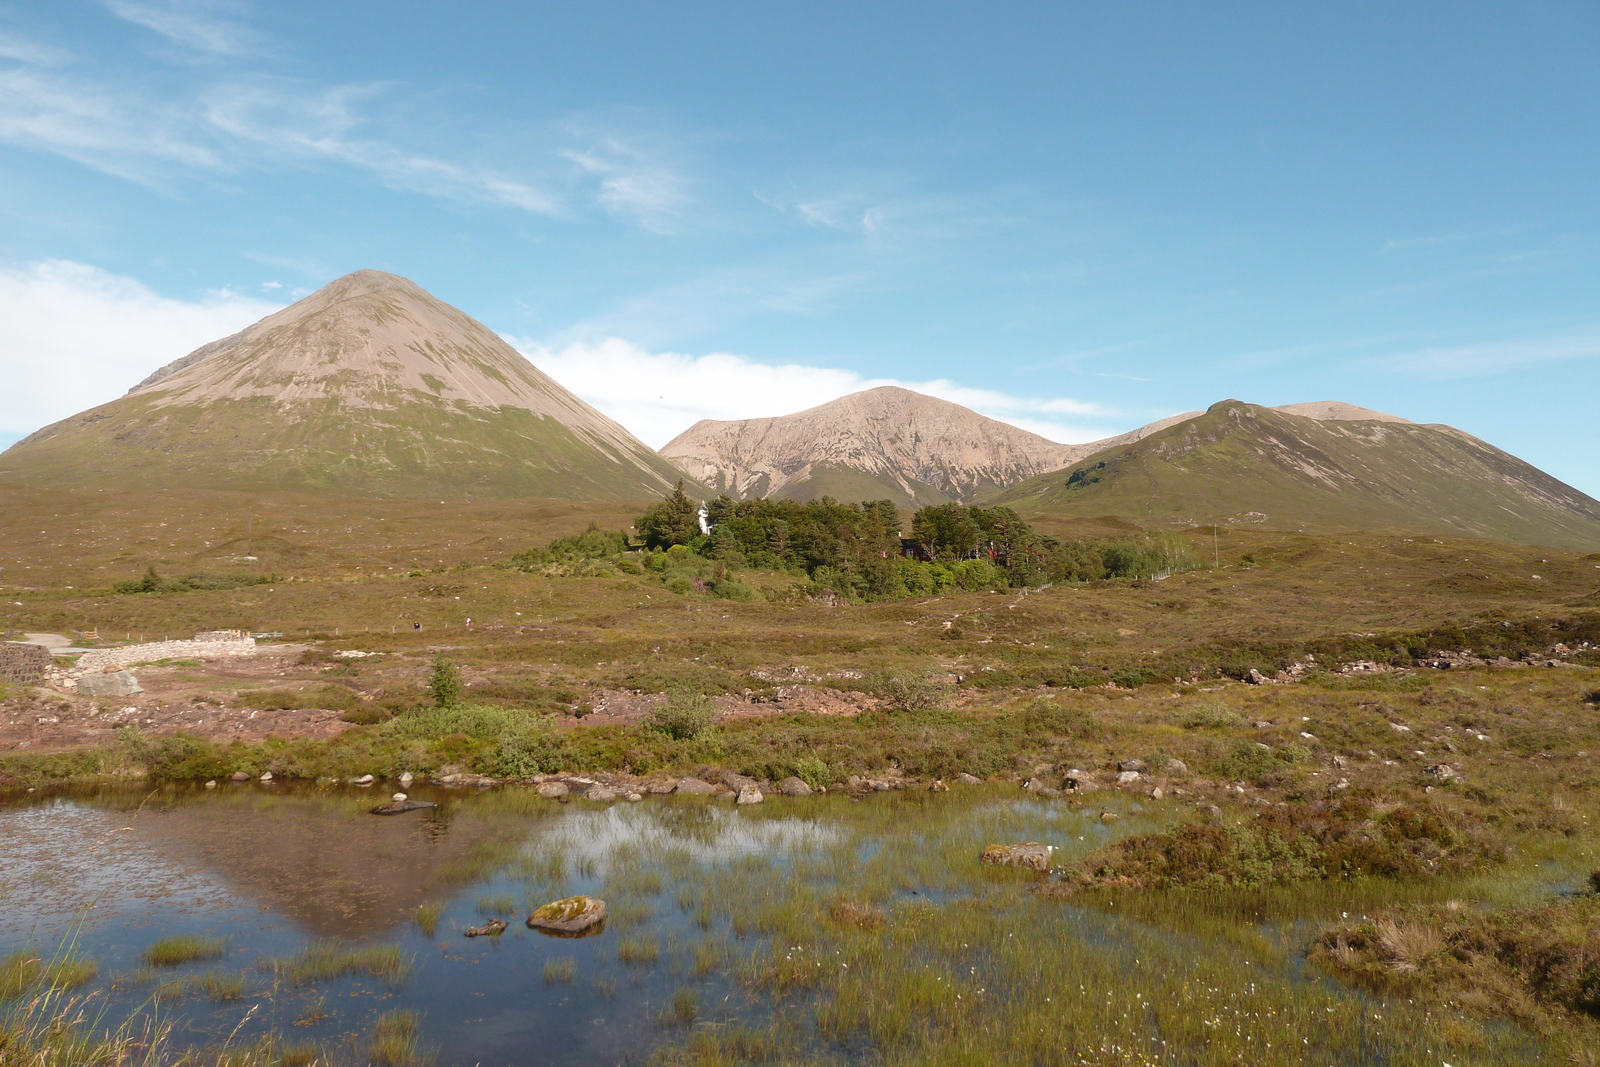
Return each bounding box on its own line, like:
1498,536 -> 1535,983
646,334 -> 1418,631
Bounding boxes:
533,801 -> 845,870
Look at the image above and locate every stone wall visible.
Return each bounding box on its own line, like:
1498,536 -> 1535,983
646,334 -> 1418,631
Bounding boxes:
1,642 -> 54,685
76,636 -> 257,672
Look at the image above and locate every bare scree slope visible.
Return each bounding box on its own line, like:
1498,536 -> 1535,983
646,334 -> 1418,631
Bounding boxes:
0,270 -> 688,501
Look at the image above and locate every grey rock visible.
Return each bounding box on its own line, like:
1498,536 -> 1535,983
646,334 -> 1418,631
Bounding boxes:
981,842 -> 1054,871
230,771 -> 251,782
464,919 -> 507,938
527,896 -> 606,935
1164,758 -> 1190,775
1115,771 -> 1143,785
1149,786 -> 1165,800
674,776 -> 718,795
1062,770 -> 1099,792
536,781 -> 569,798
778,776 -> 813,796
371,798 -> 437,815
955,773 -> 983,785
735,786 -> 764,805
1118,758 -> 1149,773
583,784 -> 618,802
353,774 -> 375,785
76,670 -> 141,697
1424,764 -> 1460,781
624,792 -> 643,802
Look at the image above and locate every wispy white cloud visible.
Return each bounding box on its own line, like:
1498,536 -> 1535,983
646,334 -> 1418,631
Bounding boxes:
563,131 -> 688,232
509,336 -> 1112,448
0,260 -> 281,436
101,0 -> 259,56
1385,331 -> 1600,378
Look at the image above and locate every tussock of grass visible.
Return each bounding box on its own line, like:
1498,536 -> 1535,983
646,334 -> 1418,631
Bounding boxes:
413,903 -> 442,936
144,934 -> 226,967
0,951 -> 96,999
474,895 -> 517,916
614,937 -> 659,966
369,1009 -> 430,1067
542,956 -> 576,984
656,988 -> 697,1027
264,942 -> 410,987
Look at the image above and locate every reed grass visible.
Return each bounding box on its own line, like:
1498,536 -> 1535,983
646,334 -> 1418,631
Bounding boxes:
412,902 -> 443,936
656,988 -> 697,1028
475,895 -> 518,916
542,956 -> 576,984
615,936 -> 660,966
369,1009 -> 431,1067
263,941 -> 411,987
144,934 -> 226,967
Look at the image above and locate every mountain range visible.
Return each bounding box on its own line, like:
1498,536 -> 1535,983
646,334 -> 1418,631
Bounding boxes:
2,268 -> 1596,551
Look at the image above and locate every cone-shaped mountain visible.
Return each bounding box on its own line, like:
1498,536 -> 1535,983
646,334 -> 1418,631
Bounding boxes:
0,270 -> 690,501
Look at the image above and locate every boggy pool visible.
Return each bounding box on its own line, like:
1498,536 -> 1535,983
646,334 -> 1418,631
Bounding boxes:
0,783 -> 1556,1066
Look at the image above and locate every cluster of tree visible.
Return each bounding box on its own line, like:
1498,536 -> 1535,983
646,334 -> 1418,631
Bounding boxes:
113,567 -> 280,594
628,482 -> 1198,601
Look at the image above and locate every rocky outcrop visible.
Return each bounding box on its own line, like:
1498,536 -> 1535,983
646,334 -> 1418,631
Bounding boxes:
527,896 -> 606,935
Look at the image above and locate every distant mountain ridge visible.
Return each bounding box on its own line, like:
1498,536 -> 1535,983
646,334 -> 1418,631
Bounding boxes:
992,400 -> 1600,551
0,270 -> 691,501
661,386 -> 1199,507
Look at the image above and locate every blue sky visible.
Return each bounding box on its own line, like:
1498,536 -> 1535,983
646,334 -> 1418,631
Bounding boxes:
2,1 -> 1598,494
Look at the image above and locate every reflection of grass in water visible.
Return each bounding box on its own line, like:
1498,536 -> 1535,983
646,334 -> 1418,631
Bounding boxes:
144,934 -> 226,967
265,942 -> 411,987
413,903 -> 442,936
615,936 -> 659,966
648,789 -> 1566,1066
369,1009 -> 432,1067
593,975 -> 616,998
606,900 -> 654,931
475,895 -> 518,916
0,951 -> 97,998
542,956 -> 576,984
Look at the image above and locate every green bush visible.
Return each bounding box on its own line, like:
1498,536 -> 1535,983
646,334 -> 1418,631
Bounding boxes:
1180,702 -> 1243,729
489,732 -> 567,777
1207,740 -> 1279,783
426,656 -> 463,709
647,689 -> 715,741
1019,698 -> 1097,738
868,669 -> 948,712
1109,667 -> 1155,689
113,567 -> 280,594
383,704 -> 541,741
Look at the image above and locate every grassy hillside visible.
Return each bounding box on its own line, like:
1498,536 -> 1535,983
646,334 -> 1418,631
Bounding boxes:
993,400 -> 1600,552
0,392 -> 695,502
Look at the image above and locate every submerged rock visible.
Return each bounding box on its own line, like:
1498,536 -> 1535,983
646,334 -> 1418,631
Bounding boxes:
527,895 -> 606,935
584,784 -> 618,802
370,798 -> 437,815
778,777 -> 813,796
536,781 -> 569,799
736,786 -> 764,805
981,842 -> 1054,871
353,774 -> 375,786
464,919 -> 507,938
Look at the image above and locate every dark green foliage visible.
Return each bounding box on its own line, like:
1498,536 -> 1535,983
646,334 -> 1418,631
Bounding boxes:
509,524 -> 631,570
113,567 -> 279,594
427,657 -> 463,709
1018,698 -> 1097,738
123,730 -> 236,782
647,689 -> 715,740
636,481 -> 703,550
1110,667 -> 1156,689
490,732 -> 566,777
1583,689 -> 1600,706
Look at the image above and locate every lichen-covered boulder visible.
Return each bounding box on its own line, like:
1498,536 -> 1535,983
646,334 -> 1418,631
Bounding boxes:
527,896 -> 607,935
980,842 -> 1054,871
674,777 -> 717,795
778,777 -> 813,796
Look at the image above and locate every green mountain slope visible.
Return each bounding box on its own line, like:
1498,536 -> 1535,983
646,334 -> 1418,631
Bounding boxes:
0,270 -> 693,502
991,400 -> 1600,551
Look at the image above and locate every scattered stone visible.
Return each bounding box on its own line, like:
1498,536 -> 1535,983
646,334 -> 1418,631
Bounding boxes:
644,779 -> 678,794
1118,758 -> 1148,773
1390,722 -> 1412,733
981,842 -> 1054,871
1334,778 -> 1350,790
536,781 -> 569,799
204,780 -> 217,789
399,772 -> 414,786
1331,754 -> 1348,769
1246,669 -> 1269,685
1424,764 -> 1461,781
674,777 -> 717,795
568,777 -> 596,787
929,779 -> 949,792
527,896 -> 606,935
1099,810 -> 1119,822
955,773 -> 983,785
736,786 -> 764,805
583,784 -> 618,802
230,771 -> 251,782
353,774 -> 375,786
464,919 -> 507,938
1115,771 -> 1143,785
723,772 -> 761,793
778,777 -> 813,796
1164,758 -> 1190,776
1150,787 -> 1165,800
624,792 -> 643,802
1252,720 -> 1273,729
1063,770 -> 1099,792
259,771 -> 273,782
